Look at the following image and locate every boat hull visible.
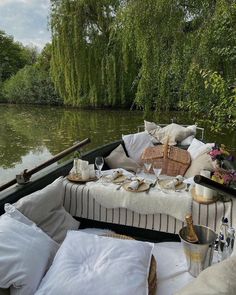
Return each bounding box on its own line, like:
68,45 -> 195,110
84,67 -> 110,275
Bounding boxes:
0,140 -> 121,215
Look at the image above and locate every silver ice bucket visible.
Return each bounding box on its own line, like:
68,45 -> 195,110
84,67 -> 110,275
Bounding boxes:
179,225 -> 217,277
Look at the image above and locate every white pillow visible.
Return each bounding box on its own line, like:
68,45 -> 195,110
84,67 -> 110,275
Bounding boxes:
144,120 -> 160,133
184,153 -> 214,178
180,125 -> 197,145
105,144 -> 140,172
35,231 -> 154,295
175,256 -> 236,295
5,203 -> 35,226
0,212 -> 59,295
122,131 -> 154,164
15,177 -> 79,243
162,123 -> 195,145
187,138 -> 211,160
145,122 -> 195,145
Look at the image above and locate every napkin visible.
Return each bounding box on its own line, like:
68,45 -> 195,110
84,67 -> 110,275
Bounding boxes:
111,169 -> 123,180
163,175 -> 184,190
127,178 -> 144,191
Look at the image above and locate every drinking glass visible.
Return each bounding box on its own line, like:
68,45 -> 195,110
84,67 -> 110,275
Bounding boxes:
144,162 -> 152,174
95,156 -> 104,178
153,168 -> 162,180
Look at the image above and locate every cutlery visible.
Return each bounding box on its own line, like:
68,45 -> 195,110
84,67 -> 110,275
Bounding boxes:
116,184 -> 123,190
185,184 -> 191,192
146,179 -> 157,194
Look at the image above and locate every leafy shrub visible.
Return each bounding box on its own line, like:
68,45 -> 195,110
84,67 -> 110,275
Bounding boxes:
2,64 -> 62,105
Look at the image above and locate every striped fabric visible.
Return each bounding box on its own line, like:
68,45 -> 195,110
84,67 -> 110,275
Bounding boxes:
62,179 -> 234,235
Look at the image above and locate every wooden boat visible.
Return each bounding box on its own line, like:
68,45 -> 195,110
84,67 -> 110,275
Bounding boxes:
0,126 -> 235,295
0,126 -> 235,240
0,138 -> 175,242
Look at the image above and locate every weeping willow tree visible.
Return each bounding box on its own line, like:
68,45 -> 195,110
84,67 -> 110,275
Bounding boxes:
118,0 -> 188,113
180,0 -> 236,131
50,0 -> 137,107
119,0 -> 236,129
50,0 -> 236,130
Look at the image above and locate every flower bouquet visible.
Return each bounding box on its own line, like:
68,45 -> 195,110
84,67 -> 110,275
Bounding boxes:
209,144 -> 236,189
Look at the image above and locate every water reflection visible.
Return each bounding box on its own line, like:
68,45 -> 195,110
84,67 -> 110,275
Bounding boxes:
0,147 -> 55,185
0,104 -> 235,185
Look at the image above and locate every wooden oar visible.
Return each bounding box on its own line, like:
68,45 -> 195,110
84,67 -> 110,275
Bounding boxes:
0,138 -> 90,192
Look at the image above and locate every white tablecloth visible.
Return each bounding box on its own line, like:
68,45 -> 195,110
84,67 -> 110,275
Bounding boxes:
85,180 -> 192,222
63,171 -> 235,234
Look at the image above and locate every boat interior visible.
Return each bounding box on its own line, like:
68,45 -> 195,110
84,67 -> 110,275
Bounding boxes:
0,122 -> 236,295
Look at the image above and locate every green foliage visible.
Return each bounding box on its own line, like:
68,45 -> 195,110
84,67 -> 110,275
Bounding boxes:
179,1 -> 236,130
50,0 -> 137,107
49,0 -> 236,130
0,29 -> 42,102
37,43 -> 52,71
0,30 -> 37,82
1,39 -> 62,106
180,64 -> 236,131
2,64 -> 62,105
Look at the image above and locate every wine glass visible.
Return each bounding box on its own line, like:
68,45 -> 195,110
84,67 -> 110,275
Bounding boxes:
95,156 -> 104,178
144,162 -> 152,174
153,168 -> 162,180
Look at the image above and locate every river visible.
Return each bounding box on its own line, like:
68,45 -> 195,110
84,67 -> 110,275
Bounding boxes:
0,104 -> 235,186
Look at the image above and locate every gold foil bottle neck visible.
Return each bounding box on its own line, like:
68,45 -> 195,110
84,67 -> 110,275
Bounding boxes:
185,214 -> 199,244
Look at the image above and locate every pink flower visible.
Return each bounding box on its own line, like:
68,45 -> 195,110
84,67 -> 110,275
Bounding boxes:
213,168 -> 236,185
209,149 -> 222,158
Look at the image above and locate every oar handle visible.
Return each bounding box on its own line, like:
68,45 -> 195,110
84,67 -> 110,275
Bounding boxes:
194,175 -> 236,198
0,138 -> 90,192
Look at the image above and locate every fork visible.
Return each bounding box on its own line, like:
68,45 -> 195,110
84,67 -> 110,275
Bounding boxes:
145,179 -> 157,194
116,184 -> 123,190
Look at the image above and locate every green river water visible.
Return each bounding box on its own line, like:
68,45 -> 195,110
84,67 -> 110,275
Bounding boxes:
0,104 -> 235,186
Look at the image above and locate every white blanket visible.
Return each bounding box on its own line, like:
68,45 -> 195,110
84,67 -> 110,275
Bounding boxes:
86,171 -> 192,222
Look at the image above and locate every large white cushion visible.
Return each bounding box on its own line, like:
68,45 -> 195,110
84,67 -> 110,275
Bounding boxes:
144,120 -> 161,133
187,138 -> 212,160
180,125 -> 197,145
0,210 -> 58,295
122,131 -> 154,164
184,153 -> 214,178
175,256 -> 236,295
15,177 -> 79,243
145,122 -> 195,145
105,144 -> 140,172
35,231 -> 154,295
4,203 -> 35,226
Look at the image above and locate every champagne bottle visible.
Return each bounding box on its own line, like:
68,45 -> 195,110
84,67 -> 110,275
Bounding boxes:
218,217 -> 229,261
185,214 -> 199,243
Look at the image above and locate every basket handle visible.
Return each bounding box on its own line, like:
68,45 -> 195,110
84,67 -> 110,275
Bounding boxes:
163,136 -> 169,159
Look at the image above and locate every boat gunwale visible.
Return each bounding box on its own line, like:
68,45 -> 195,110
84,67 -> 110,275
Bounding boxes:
0,140 -> 122,215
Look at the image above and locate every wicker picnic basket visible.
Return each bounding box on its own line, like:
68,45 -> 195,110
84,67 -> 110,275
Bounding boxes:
141,142 -> 191,176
